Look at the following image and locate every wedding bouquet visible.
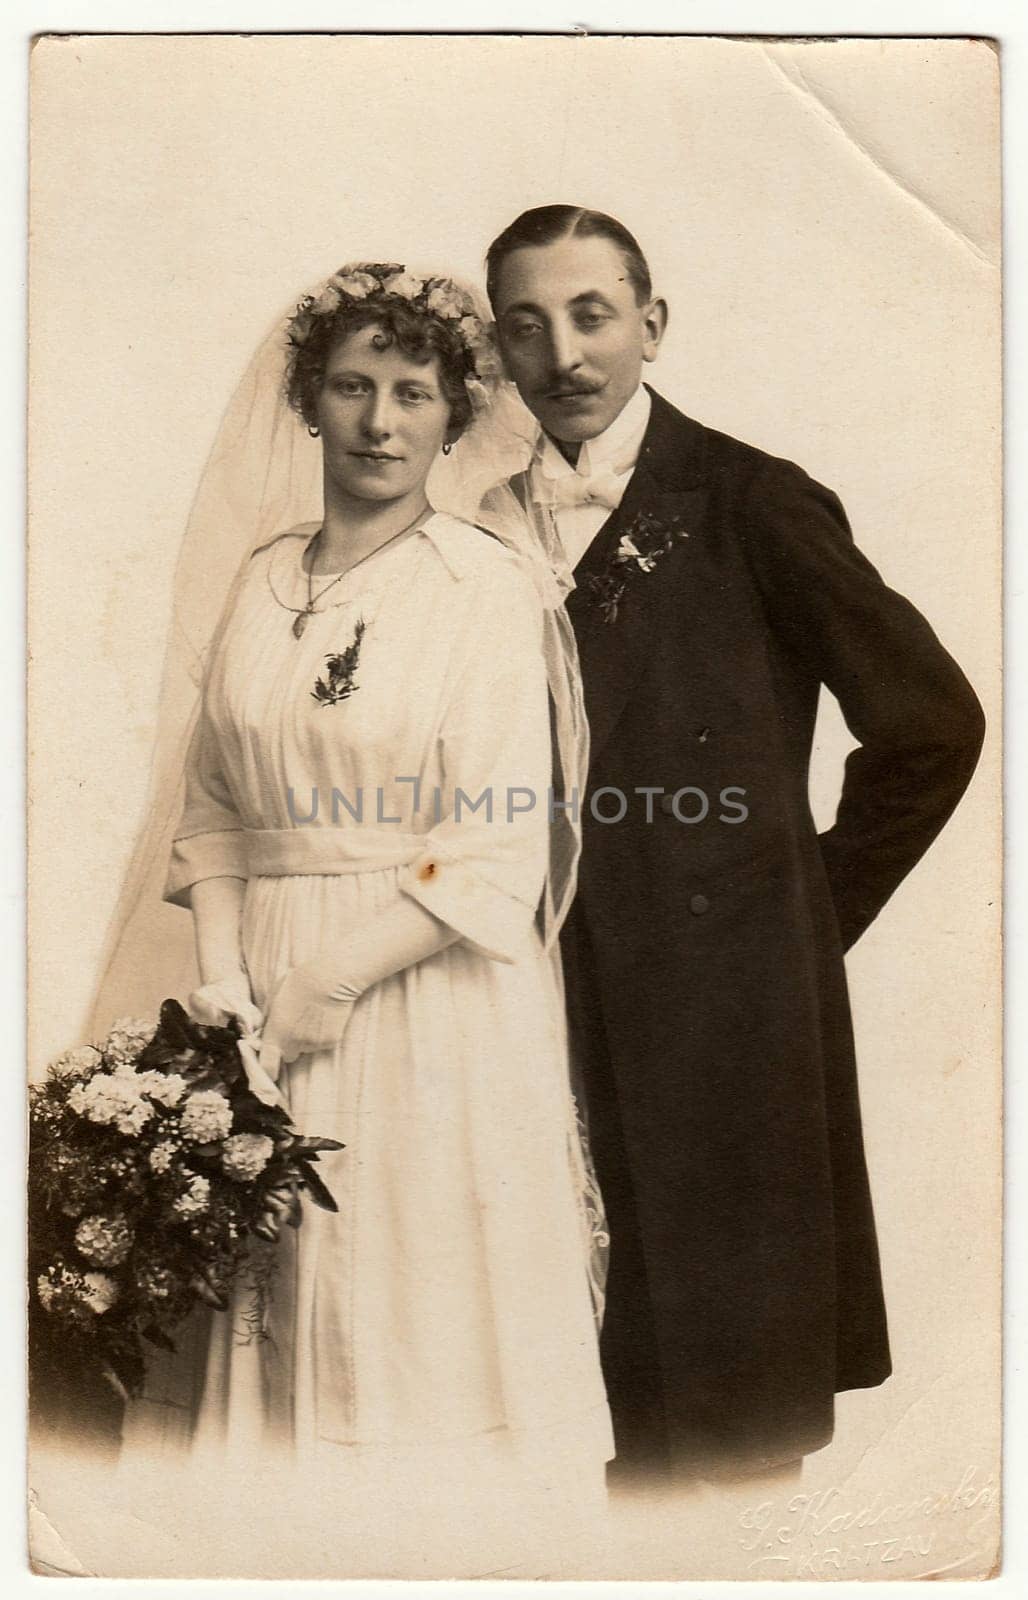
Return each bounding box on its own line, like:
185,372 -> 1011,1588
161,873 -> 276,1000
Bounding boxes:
29,998 -> 342,1403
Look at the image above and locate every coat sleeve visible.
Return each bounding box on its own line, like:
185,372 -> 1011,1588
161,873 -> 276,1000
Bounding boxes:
740,459 -> 985,951
163,701 -> 248,908
397,556 -> 551,962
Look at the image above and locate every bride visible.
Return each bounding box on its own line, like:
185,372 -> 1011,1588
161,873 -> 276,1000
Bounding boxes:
104,262 -> 612,1576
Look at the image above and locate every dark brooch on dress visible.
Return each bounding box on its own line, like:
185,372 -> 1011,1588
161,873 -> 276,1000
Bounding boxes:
311,619 -> 366,706
589,510 -> 690,624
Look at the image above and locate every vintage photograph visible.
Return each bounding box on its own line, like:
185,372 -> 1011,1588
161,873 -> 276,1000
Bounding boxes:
27,33 -> 1001,1581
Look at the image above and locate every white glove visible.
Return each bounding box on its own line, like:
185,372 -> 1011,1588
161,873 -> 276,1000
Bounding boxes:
188,970 -> 262,1034
260,896 -> 459,1077
187,971 -> 286,1109
260,955 -> 358,1071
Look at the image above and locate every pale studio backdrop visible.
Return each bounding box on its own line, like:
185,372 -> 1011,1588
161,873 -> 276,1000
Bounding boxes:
29,36 -> 1000,1579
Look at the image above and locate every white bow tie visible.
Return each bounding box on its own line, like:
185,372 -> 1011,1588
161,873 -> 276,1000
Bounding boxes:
542,465 -> 632,512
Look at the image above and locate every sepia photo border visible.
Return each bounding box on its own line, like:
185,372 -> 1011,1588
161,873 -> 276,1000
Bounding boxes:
8,0 -> 1027,1594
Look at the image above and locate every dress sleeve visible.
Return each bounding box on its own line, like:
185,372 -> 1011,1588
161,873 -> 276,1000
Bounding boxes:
398,556 -> 551,962
164,701 -> 248,908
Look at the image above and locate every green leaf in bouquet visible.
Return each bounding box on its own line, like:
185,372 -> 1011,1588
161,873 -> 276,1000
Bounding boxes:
253,1180 -> 303,1242
296,1161 -> 339,1214
190,1141 -> 226,1164
232,1095 -> 293,1135
189,1271 -> 229,1312
138,998 -> 247,1092
292,1136 -> 346,1156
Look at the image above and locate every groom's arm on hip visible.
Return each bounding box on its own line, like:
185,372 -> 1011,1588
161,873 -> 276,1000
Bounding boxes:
738,459 -> 985,951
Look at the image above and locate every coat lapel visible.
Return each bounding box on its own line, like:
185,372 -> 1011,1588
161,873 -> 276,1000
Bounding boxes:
565,390 -> 709,764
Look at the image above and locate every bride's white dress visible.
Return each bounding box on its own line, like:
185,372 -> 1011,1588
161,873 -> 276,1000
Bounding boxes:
119,512 -> 612,1576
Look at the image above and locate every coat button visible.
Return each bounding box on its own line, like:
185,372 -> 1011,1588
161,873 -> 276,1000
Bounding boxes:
689,893 -> 710,915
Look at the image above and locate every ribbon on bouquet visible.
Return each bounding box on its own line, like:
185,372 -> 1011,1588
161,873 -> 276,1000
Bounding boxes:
187,978 -> 288,1110
235,1025 -> 289,1111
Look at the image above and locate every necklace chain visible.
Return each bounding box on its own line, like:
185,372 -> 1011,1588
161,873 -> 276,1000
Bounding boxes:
266,506 -> 430,637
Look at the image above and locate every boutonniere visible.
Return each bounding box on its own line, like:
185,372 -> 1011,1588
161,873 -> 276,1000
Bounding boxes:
588,510 -> 690,623
311,618 -> 366,706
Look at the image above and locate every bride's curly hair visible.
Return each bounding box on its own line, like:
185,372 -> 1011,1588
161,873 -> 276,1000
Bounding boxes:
284,262 -> 496,439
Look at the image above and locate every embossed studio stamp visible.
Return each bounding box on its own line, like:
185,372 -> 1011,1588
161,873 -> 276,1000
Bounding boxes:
737,1465 -> 998,1578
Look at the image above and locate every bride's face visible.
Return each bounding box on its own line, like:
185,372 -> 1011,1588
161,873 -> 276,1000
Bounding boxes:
316,325 -> 453,504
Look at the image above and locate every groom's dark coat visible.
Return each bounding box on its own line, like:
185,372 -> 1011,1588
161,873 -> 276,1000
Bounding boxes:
516,387 -> 985,1476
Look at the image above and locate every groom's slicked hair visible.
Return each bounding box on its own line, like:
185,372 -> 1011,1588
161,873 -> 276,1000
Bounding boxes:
486,205 -> 653,308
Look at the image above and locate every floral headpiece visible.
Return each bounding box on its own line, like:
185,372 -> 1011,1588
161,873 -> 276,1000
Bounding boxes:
287,261 -> 500,413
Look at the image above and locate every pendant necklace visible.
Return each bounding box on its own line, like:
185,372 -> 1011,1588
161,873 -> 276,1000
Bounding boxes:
268,505 -> 430,638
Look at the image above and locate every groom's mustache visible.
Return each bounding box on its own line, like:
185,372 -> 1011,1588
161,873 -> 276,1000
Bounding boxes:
542,379 -> 606,398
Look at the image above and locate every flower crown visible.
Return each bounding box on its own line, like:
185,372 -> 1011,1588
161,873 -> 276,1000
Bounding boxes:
287,261 -> 500,413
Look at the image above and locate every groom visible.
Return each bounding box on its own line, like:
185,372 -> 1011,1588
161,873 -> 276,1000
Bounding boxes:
485,205 -> 985,1482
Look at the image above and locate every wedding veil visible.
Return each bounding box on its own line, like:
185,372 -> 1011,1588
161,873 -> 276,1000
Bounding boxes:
89,280 -> 589,1032
86,266 -> 605,1320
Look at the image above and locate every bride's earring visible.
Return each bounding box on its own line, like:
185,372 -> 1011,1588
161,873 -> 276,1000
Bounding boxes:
308,424 -> 320,438
442,441 -> 454,456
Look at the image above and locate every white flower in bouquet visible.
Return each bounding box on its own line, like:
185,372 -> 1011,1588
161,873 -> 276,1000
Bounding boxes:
103,1016 -> 157,1065
172,1175 -> 211,1217
136,1069 -> 187,1108
67,1072 -> 155,1137
136,1263 -> 173,1300
96,1155 -> 129,1184
79,1272 -> 119,1315
221,1132 -> 274,1182
74,1213 -> 133,1267
180,1089 -> 233,1143
148,1140 -> 178,1174
116,1099 -> 154,1136
49,1045 -> 103,1082
36,1266 -> 77,1311
28,1089 -> 63,1127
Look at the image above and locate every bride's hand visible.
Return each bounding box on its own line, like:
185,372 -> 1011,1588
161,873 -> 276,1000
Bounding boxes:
258,902 -> 455,1078
188,970 -> 287,1110
188,970 -> 262,1035
260,956 -> 358,1072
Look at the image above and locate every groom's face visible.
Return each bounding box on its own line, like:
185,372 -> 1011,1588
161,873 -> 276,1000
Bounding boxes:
492,235 -> 665,443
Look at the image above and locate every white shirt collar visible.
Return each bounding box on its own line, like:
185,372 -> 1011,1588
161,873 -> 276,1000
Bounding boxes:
533,384 -> 652,483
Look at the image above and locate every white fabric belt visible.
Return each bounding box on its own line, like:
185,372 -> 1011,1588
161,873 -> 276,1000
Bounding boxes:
243,826 -> 425,877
